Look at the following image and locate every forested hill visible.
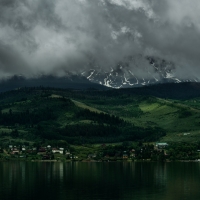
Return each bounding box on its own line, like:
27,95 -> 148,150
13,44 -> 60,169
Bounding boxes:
1,85 -> 200,146
0,88 -> 165,146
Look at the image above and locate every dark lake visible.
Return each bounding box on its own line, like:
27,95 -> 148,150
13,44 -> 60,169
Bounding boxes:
0,161 -> 200,200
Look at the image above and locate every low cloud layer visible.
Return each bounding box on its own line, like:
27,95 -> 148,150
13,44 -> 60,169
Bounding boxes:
0,0 -> 200,79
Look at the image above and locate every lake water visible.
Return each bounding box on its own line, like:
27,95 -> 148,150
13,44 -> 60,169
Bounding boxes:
0,162 -> 200,200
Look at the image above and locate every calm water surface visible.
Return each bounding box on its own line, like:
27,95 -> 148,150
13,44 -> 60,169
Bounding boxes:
0,162 -> 200,200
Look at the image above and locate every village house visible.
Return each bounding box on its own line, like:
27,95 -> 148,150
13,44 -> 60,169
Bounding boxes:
37,147 -> 46,155
8,145 -> 20,155
22,146 -> 26,152
123,151 -> 128,159
10,149 -> 20,155
130,149 -> 135,158
26,147 -> 37,154
88,154 -> 96,159
52,148 -> 64,154
155,143 -> 168,149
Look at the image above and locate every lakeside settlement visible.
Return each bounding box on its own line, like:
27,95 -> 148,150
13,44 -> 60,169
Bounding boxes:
0,142 -> 200,162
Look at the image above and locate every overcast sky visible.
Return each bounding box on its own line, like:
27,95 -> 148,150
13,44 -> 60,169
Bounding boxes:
0,0 -> 200,79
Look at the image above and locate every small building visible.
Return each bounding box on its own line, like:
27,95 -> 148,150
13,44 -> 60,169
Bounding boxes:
38,147 -> 46,154
123,151 -> 128,159
22,147 -> 26,151
130,149 -> 135,158
88,154 -> 96,159
52,148 -> 63,154
156,143 -> 168,149
11,150 -> 20,155
65,151 -> 70,155
123,154 -> 128,159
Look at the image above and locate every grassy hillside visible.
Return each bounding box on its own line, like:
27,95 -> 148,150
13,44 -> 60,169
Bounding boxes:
72,93 -> 200,142
1,86 -> 200,146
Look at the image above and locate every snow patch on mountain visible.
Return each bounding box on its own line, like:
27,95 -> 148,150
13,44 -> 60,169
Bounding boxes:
80,57 -> 199,88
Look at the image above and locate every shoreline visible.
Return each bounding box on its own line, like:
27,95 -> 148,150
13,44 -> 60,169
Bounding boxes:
1,159 -> 200,163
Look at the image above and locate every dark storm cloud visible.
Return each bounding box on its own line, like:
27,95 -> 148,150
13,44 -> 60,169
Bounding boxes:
0,0 -> 199,79
0,43 -> 29,78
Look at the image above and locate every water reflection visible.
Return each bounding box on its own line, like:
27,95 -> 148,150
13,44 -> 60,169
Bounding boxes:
0,162 -> 200,200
